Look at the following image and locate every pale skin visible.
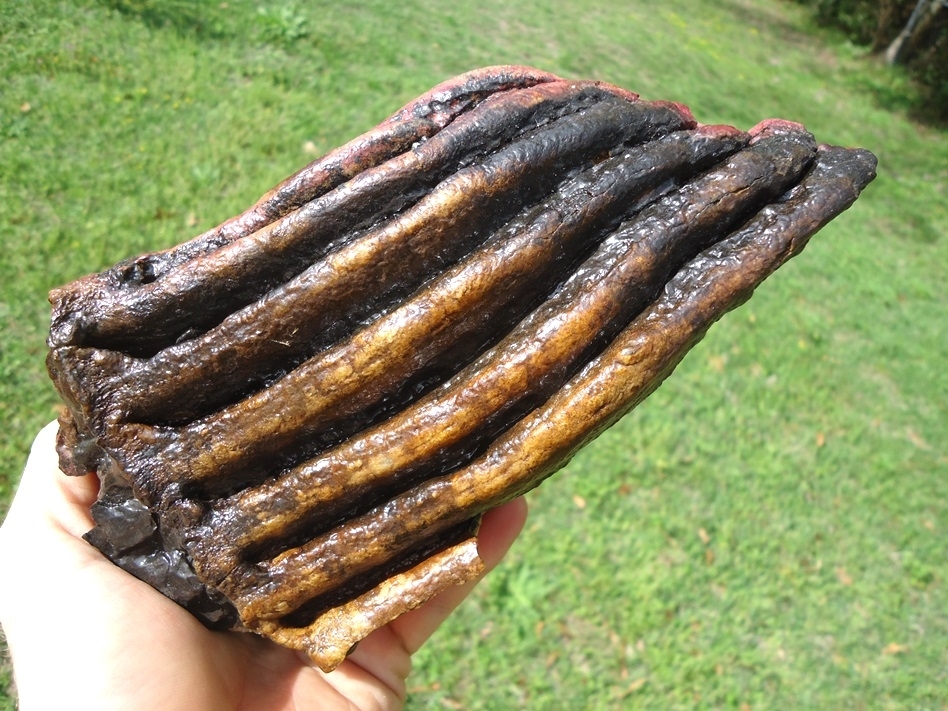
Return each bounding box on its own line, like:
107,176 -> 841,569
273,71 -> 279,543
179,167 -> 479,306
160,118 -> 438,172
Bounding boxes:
0,422 -> 528,710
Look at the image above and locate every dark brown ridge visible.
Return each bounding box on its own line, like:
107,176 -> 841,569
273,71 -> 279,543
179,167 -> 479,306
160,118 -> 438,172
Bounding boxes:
220,141 -> 876,626
161,66 -> 568,265
46,68 -> 562,344
47,72 -> 628,356
205,66 -> 567,250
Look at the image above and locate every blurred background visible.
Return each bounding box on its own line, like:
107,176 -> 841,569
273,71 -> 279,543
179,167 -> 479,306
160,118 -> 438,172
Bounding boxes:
1,0 -> 945,708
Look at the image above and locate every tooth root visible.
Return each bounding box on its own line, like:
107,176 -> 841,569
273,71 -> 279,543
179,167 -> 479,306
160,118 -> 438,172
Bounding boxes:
46,66 -> 876,674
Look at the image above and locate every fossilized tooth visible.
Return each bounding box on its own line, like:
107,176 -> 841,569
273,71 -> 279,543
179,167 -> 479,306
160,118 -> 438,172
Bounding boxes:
46,66 -> 877,672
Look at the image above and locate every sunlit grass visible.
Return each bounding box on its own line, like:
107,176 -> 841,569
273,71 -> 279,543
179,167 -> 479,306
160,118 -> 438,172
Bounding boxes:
1,0 -> 945,708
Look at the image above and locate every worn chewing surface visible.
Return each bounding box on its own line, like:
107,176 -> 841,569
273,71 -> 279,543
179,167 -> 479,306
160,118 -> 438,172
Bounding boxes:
46,65 -> 877,671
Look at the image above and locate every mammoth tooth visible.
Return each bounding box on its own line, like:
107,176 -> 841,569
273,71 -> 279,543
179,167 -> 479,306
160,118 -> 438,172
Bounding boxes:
46,66 -> 877,672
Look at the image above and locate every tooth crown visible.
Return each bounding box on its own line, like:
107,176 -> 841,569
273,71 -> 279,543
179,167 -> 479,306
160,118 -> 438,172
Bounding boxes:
46,66 -> 876,671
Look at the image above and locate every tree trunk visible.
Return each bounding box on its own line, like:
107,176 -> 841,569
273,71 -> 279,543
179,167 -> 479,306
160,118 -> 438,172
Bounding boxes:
885,0 -> 945,65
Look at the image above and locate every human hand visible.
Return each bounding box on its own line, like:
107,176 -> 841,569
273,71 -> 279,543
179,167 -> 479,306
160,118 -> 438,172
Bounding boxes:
0,422 -> 527,711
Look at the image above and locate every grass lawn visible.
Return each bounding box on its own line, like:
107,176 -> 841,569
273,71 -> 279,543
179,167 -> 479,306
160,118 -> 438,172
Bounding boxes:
1,0 -> 945,708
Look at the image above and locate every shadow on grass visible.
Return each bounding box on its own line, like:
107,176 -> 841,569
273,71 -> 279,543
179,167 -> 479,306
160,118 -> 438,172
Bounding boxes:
857,67 -> 947,130
100,0 -> 314,52
719,0 -> 946,129
99,0 -> 232,39
716,0 -> 829,50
